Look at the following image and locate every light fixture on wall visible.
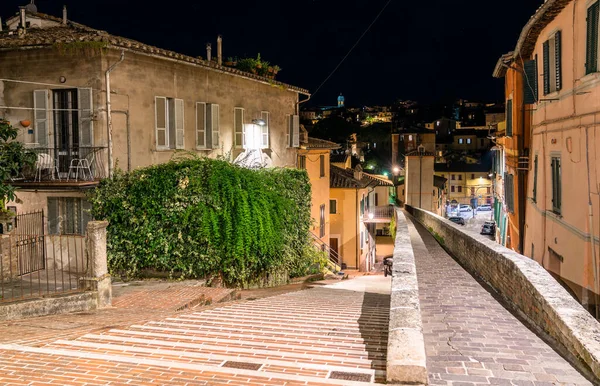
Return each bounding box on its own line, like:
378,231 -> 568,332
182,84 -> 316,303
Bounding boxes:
59,76 -> 67,83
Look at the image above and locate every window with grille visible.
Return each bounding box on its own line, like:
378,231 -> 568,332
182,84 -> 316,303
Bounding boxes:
47,197 -> 92,235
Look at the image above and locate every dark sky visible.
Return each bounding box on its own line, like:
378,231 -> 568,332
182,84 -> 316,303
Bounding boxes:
1,0 -> 542,107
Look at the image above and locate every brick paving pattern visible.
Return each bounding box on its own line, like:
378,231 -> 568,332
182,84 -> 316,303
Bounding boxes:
406,215 -> 593,386
0,278 -> 390,385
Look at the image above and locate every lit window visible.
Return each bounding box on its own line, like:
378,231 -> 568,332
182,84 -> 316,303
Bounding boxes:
467,138 -> 472,144
459,138 -> 464,144
409,135 -> 413,141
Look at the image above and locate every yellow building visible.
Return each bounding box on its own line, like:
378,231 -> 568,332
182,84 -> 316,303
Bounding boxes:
435,163 -> 493,206
297,136 -> 340,248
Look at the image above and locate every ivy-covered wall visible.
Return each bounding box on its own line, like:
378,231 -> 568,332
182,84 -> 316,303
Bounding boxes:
89,157 -> 323,286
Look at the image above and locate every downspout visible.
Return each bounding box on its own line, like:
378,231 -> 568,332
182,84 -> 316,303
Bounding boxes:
356,187 -> 359,270
518,85 -> 527,254
585,127 -> 599,318
105,51 -> 125,178
111,110 -> 131,171
295,93 -> 311,115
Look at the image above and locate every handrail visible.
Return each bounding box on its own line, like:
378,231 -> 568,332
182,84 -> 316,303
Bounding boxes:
310,233 -> 341,267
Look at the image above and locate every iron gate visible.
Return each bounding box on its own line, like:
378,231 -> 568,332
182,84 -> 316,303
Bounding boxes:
14,211 -> 46,275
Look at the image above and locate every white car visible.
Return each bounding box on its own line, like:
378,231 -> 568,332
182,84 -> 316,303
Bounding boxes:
459,205 -> 472,212
477,204 -> 492,211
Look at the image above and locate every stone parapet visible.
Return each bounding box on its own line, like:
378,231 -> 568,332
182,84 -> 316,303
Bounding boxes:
405,205 -> 600,382
387,208 -> 428,384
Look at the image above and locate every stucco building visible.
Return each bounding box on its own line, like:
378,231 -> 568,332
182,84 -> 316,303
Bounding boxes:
495,0 -> 600,313
1,7 -> 308,235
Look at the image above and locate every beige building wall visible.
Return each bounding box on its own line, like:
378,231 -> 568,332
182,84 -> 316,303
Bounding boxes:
523,0 -> 600,307
299,149 -> 331,244
405,155 -> 434,212
330,187 -> 369,270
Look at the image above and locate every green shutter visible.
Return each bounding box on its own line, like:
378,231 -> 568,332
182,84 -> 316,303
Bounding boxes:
543,40 -> 550,95
586,2 -> 599,75
555,31 -> 562,91
523,59 -> 538,104
506,100 -> 513,137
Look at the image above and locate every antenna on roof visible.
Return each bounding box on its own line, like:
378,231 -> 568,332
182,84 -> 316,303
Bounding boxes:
25,0 -> 37,13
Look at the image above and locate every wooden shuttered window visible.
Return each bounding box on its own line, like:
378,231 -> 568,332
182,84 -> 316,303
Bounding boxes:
555,31 -> 562,91
543,32 -> 562,95
174,99 -> 184,149
505,173 -> 515,213
260,111 -> 269,149
587,2 -> 599,75
543,40 -> 551,95
506,99 -> 513,137
155,97 -> 168,149
78,88 -> 93,146
196,102 -> 206,149
551,157 -> 562,214
156,97 -> 185,149
33,90 -> 49,146
533,155 -> 538,203
287,115 -> 300,147
234,107 -> 244,148
523,59 -> 538,104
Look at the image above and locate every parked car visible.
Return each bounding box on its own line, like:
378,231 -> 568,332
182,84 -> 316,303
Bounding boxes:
477,204 -> 492,211
459,205 -> 472,212
449,217 -> 466,225
481,221 -> 496,235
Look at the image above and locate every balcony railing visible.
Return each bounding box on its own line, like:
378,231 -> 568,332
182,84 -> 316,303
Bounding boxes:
17,147 -> 108,183
363,205 -> 395,223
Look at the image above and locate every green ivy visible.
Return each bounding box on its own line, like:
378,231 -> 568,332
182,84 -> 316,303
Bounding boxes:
89,157 -> 322,286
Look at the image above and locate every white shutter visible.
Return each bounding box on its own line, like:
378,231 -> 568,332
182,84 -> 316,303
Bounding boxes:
211,104 -> 220,149
33,90 -> 49,147
261,111 -> 269,149
234,107 -> 244,148
196,102 -> 206,149
78,88 -> 93,147
155,97 -> 168,149
292,114 -> 300,147
174,99 -> 184,149
286,115 -> 291,147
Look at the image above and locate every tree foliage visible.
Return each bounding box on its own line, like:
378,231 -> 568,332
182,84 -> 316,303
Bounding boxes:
89,157 -> 325,286
0,120 -> 36,209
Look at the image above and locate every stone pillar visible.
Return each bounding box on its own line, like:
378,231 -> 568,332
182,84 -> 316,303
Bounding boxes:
82,221 -> 112,308
0,235 -> 18,282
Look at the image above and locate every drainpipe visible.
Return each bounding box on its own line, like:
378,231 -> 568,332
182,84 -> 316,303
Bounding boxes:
356,188 -> 359,270
105,51 -> 125,178
585,127 -> 599,318
112,110 -> 130,171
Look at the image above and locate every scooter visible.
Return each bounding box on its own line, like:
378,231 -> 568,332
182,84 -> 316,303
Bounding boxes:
383,257 -> 393,277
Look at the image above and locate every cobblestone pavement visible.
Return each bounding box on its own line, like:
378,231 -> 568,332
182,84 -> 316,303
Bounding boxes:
406,215 -> 593,386
0,276 -> 391,385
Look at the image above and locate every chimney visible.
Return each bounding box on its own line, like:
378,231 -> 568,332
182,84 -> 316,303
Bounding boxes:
0,17 -> 3,32
217,35 -> 222,66
354,165 -> 363,181
206,43 -> 212,62
19,6 -> 26,29
62,5 -> 67,25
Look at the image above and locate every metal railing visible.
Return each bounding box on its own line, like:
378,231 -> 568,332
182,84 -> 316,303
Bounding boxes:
364,205 -> 395,221
310,233 -> 341,268
19,146 -> 108,182
0,233 -> 90,303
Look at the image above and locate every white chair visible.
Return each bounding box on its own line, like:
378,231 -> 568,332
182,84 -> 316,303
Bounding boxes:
35,153 -> 59,181
68,151 -> 95,181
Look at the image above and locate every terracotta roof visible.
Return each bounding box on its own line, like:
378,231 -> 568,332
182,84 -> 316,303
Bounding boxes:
330,166 -> 375,189
0,12 -> 309,95
494,0 -> 572,77
303,137 -> 341,150
363,173 -> 394,187
330,153 -> 349,163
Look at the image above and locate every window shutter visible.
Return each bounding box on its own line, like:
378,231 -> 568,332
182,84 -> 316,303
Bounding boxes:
506,99 -> 513,137
260,111 -> 269,149
78,88 -> 93,146
210,104 -> 220,149
33,90 -> 49,147
523,59 -> 538,104
234,107 -> 244,148
543,40 -> 550,95
47,197 -> 59,235
196,102 -> 206,148
555,31 -> 562,91
155,97 -> 168,148
586,2 -> 599,75
292,114 -> 300,147
174,99 -> 184,149
533,155 -> 538,202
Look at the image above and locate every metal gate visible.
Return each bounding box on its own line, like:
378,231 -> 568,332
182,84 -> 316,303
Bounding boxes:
13,211 -> 46,275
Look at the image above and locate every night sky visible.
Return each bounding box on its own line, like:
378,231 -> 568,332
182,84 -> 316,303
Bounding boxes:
1,0 -> 542,107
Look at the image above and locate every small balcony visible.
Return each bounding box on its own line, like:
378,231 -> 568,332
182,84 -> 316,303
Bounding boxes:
363,205 -> 395,223
10,146 -> 108,188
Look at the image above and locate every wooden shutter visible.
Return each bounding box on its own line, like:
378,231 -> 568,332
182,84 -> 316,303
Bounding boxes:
234,107 -> 244,148
209,104 -> 220,149
555,31 -> 562,91
155,97 -> 168,149
292,114 -> 300,147
506,99 -> 513,137
78,88 -> 93,146
320,155 -> 325,177
196,102 -> 206,148
33,90 -> 49,147
523,59 -> 538,104
260,111 -> 269,149
586,2 -> 599,75
543,40 -> 550,95
174,99 -> 184,149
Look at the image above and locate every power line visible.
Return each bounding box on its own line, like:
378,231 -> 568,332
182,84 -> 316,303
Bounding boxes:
311,0 -> 393,98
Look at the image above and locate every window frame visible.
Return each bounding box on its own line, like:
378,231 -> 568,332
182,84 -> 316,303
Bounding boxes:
330,199 -> 337,214
551,156 -> 562,214
319,155 -> 325,177
234,107 -> 245,149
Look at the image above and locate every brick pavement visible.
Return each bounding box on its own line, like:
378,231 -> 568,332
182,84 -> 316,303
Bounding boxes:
0,276 -> 391,385
406,215 -> 593,386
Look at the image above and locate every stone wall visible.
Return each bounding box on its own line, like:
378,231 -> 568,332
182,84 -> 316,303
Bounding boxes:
0,236 -> 17,281
405,205 -> 600,381
387,208 -> 428,384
